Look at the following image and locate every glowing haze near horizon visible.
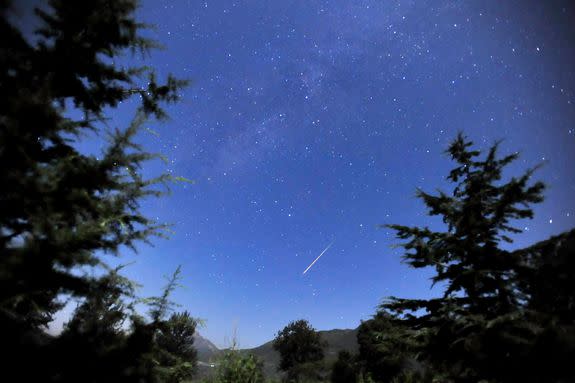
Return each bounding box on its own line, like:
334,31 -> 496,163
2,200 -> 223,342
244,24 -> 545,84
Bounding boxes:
42,0 -> 575,348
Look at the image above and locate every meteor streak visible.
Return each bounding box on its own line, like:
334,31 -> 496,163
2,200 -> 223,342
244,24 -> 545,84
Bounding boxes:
302,241 -> 334,275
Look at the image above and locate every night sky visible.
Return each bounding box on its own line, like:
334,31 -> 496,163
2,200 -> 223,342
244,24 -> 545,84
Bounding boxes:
45,0 -> 575,348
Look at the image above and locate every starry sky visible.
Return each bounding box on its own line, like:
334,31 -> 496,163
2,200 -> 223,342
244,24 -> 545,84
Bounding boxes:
44,0 -> 575,348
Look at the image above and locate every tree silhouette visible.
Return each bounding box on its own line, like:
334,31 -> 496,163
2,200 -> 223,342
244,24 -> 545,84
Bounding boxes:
511,229 -> 575,382
378,133 -> 555,382
356,311 -> 423,382
273,319 -> 325,382
330,351 -> 359,383
155,311 -> 199,383
49,266 -> 150,382
0,0 -> 187,380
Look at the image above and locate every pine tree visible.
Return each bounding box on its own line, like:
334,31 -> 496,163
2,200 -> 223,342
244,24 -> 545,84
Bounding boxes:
155,311 -> 199,383
49,266 -> 148,382
143,266 -> 201,383
1,0 -> 187,379
379,133 -> 546,381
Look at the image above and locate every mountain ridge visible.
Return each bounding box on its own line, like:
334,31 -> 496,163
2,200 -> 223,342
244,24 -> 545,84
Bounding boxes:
196,327 -> 359,379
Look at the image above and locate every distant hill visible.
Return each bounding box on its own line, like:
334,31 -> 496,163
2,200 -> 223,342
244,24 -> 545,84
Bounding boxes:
239,328 -> 359,379
194,332 -> 221,362
193,327 -> 359,380
191,229 -> 575,381
320,328 -> 360,359
193,333 -> 222,380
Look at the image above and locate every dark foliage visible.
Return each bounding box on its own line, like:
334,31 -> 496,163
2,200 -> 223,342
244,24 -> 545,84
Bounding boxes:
356,311 -> 423,382
330,351 -> 360,383
48,267 -> 157,382
512,229 -> 575,382
273,319 -> 326,382
362,133 -> 575,382
155,311 -> 199,383
0,0 -> 188,381
213,350 -> 266,383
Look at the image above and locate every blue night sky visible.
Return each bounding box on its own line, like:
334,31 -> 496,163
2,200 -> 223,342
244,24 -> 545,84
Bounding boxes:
39,0 -> 575,348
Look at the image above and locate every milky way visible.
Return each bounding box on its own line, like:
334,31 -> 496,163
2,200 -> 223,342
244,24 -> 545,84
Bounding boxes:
49,0 -> 575,348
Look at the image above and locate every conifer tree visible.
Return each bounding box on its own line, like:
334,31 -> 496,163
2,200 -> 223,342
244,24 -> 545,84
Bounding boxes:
1,0 -> 187,379
154,309 -> 199,382
147,266 -> 200,383
138,267 -> 196,383
49,266 -> 148,382
379,133 -> 546,381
